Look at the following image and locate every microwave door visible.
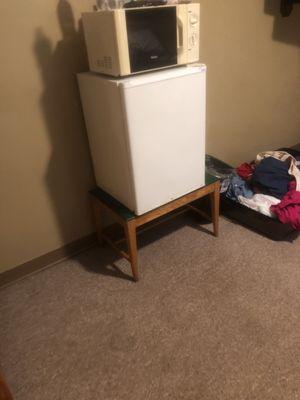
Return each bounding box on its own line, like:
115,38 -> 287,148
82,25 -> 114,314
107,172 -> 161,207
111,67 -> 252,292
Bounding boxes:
125,7 -> 177,73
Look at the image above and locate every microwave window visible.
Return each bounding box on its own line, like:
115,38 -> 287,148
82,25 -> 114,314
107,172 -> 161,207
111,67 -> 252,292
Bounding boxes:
125,7 -> 177,73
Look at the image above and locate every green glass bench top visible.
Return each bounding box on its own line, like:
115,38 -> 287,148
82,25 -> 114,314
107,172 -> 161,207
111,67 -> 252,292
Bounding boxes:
90,187 -> 135,221
205,172 -> 219,185
90,174 -> 219,221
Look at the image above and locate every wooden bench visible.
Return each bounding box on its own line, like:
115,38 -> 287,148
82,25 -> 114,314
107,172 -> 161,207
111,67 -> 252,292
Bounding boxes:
90,174 -> 220,281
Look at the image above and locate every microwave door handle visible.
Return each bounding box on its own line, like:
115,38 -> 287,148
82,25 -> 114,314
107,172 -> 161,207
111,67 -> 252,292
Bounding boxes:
177,17 -> 184,49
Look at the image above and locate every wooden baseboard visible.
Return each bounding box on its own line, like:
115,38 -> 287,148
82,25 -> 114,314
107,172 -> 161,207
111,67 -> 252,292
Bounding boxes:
0,233 -> 97,288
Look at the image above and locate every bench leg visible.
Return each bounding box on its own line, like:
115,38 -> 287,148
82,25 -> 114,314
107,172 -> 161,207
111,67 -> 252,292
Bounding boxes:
124,220 -> 139,282
210,182 -> 220,237
0,370 -> 13,400
92,198 -> 104,246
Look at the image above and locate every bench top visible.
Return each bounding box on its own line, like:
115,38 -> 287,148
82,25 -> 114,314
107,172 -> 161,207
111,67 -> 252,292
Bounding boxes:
90,173 -> 219,221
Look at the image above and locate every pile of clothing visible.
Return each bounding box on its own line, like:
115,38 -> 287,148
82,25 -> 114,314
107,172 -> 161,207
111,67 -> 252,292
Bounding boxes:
226,149 -> 300,230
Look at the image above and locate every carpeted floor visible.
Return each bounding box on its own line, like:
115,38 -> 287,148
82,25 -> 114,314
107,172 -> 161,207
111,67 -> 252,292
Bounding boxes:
1,215 -> 300,400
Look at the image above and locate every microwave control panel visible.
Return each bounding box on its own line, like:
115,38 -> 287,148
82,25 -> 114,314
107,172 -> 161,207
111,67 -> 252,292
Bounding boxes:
187,3 -> 200,63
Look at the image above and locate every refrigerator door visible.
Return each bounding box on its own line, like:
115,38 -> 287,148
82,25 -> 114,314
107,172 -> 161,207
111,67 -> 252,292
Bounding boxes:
120,65 -> 206,215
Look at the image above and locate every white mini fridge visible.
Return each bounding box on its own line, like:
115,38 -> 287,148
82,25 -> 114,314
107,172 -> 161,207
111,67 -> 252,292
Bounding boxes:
78,64 -> 206,215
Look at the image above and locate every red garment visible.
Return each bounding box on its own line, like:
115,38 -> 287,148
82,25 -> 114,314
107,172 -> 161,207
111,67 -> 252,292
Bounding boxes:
271,189 -> 300,230
289,181 -> 296,190
236,162 -> 255,180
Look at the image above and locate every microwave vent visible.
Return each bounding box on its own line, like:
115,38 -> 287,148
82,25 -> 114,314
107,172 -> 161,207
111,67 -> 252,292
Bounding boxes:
97,56 -> 112,70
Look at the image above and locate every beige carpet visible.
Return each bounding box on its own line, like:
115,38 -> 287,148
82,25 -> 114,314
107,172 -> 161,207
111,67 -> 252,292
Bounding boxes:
1,215 -> 300,400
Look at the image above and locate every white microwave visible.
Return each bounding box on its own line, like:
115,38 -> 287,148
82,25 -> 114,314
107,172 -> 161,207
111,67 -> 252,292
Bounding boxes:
82,3 -> 200,77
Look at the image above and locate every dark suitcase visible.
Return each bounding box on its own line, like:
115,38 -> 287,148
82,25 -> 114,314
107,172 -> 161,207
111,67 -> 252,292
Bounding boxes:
206,154 -> 298,242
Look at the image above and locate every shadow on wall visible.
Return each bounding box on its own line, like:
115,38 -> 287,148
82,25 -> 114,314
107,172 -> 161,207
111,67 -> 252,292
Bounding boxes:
264,0 -> 300,47
33,0 -> 95,244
